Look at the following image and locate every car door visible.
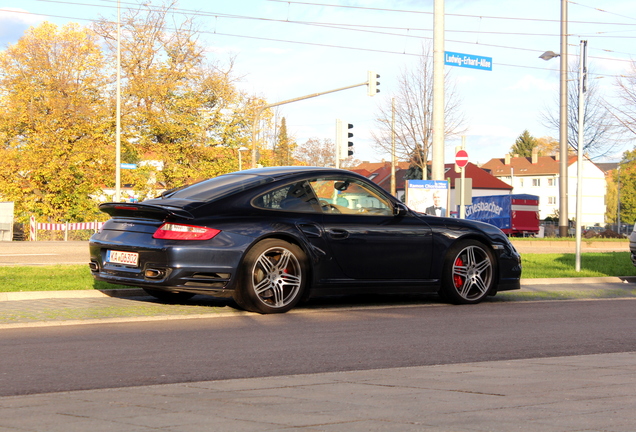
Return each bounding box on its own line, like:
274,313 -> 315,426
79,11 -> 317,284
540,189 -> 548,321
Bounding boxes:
251,179 -> 343,276
308,176 -> 433,280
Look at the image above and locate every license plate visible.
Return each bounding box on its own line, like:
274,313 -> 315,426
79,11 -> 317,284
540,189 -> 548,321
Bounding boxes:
106,250 -> 139,266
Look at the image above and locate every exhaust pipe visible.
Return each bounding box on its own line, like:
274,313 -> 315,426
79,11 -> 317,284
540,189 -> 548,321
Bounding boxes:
145,268 -> 165,279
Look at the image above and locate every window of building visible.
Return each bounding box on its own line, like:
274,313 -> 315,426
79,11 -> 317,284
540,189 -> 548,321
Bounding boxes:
547,178 -> 554,187
532,178 -> 540,187
548,196 -> 556,205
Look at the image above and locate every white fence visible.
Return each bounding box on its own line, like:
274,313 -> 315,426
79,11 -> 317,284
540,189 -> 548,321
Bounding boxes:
29,216 -> 105,241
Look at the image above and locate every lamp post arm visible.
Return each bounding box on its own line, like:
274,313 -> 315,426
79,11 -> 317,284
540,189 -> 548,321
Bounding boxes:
250,82 -> 368,168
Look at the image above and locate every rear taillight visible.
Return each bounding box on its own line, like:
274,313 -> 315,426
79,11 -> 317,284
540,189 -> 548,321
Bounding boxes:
153,223 -> 221,240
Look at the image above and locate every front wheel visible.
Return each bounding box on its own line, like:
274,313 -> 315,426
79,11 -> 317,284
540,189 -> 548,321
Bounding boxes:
234,239 -> 307,314
439,240 -> 496,304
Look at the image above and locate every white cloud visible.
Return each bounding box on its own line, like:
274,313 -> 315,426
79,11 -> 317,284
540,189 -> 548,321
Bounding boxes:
0,9 -> 42,47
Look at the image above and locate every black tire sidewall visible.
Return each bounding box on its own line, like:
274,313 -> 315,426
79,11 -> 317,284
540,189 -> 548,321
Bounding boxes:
235,239 -> 308,314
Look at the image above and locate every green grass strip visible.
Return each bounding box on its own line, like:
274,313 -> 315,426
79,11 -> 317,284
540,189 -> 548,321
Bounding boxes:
0,265 -> 131,292
521,252 -> 635,278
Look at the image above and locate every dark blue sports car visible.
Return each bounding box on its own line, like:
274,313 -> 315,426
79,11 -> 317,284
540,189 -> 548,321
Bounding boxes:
89,167 -> 521,313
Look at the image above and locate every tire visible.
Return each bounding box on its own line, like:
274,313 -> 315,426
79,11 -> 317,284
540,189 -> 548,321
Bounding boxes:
439,240 -> 495,305
234,239 -> 307,314
143,288 -> 195,303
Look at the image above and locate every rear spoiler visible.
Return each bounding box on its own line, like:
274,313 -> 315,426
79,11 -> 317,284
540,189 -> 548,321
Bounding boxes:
99,203 -> 194,220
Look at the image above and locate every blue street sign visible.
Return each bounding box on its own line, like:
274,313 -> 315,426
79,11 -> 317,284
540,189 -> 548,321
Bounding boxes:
120,163 -> 137,169
444,51 -> 492,71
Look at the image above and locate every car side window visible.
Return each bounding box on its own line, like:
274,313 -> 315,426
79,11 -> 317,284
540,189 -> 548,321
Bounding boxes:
309,178 -> 393,216
252,181 -> 320,213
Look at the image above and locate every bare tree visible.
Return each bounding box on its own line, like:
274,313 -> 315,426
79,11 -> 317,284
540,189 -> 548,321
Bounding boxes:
371,45 -> 466,179
541,62 -> 619,158
293,137 -> 361,168
614,61 -> 636,137
294,138 -> 336,167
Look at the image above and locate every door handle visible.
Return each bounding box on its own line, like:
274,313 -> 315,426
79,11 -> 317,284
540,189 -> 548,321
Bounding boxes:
326,229 -> 349,240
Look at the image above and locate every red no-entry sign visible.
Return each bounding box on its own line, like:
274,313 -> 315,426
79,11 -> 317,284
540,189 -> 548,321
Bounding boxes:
455,149 -> 469,168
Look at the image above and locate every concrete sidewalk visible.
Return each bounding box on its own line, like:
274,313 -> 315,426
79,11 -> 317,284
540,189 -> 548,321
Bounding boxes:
1,351 -> 634,431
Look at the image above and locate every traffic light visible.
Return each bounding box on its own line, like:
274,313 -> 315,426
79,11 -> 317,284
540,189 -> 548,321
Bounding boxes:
367,70 -> 380,96
336,119 -> 354,159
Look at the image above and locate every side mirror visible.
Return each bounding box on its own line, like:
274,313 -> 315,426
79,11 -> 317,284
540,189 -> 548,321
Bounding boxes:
393,202 -> 408,217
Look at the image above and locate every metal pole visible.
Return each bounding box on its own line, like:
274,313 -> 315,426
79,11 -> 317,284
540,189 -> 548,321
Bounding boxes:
617,166 -> 621,235
575,40 -> 587,272
558,0 -> 569,237
431,0 -> 444,180
335,119 -> 341,169
459,137 -> 466,218
115,0 -> 121,202
431,0 -> 445,180
391,97 -> 396,196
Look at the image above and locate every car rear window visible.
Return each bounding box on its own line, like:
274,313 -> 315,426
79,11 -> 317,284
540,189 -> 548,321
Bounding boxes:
165,174 -> 271,202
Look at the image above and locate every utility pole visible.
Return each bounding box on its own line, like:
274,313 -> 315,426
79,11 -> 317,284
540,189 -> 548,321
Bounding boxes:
431,0 -> 445,180
559,0 -> 569,237
575,40 -> 587,272
115,0 -> 121,202
391,98 -> 396,196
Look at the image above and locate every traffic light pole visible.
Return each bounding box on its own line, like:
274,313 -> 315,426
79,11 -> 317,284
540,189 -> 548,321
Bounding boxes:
250,80 -> 372,169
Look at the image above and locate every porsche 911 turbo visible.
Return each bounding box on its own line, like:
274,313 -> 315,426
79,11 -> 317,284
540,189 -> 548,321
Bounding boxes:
89,166 -> 522,313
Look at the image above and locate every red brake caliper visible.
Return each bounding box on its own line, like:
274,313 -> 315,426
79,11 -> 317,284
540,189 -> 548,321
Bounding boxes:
453,256 -> 464,288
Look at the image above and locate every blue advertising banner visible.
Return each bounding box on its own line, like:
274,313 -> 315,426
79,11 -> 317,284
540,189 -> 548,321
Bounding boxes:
444,51 -> 493,71
465,195 -> 510,229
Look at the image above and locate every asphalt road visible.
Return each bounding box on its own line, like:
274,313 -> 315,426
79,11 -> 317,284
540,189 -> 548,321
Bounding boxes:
0,241 -> 89,265
1,298 -> 635,397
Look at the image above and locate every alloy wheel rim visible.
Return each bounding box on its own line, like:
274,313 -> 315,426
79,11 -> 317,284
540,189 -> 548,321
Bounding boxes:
252,247 -> 302,308
451,245 -> 493,300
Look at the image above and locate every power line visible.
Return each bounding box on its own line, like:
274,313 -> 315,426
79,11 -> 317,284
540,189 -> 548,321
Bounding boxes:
2,1 -> 634,76
268,0 -> 636,26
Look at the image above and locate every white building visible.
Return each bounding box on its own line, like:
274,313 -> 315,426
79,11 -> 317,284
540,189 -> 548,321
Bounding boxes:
481,149 -> 607,226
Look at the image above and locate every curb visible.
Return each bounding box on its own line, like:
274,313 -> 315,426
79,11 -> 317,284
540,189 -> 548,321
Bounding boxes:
0,288 -> 146,302
521,276 -> 636,285
1,277 -> 635,302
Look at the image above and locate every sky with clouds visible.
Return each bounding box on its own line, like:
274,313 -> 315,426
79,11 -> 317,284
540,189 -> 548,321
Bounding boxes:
1,0 -> 636,165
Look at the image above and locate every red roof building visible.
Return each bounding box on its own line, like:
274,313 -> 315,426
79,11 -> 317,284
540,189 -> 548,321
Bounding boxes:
351,161 -> 513,209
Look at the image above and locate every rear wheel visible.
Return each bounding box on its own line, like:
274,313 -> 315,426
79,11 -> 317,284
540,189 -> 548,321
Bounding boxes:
235,239 -> 307,314
439,240 -> 495,304
143,288 -> 195,303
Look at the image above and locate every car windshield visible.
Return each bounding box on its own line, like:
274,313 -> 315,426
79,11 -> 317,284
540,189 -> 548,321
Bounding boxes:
165,174 -> 270,202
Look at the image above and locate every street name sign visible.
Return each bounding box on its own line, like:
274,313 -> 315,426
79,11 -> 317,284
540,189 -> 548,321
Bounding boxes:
444,51 -> 492,71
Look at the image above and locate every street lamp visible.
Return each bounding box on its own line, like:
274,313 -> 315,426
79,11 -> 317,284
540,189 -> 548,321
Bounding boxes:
539,0 -> 568,237
539,51 -> 559,61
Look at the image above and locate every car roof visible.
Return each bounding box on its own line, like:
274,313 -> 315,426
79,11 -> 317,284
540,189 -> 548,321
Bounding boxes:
232,166 -> 346,178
